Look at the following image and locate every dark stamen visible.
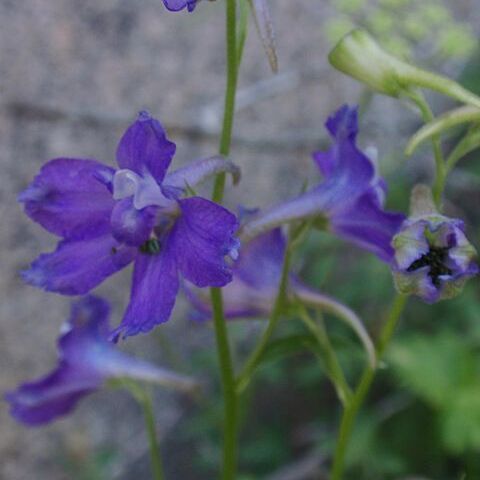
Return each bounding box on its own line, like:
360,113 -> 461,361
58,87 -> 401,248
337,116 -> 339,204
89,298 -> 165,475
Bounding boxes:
139,238 -> 161,255
407,246 -> 452,287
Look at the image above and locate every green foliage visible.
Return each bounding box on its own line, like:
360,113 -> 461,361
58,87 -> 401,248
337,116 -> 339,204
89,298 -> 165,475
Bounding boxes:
389,331 -> 480,454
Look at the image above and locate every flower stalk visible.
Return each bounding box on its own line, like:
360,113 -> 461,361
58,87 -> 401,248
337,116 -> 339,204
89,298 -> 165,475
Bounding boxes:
210,1 -> 244,479
140,389 -> 166,480
235,235 -> 293,393
403,90 -> 446,206
330,294 -> 407,480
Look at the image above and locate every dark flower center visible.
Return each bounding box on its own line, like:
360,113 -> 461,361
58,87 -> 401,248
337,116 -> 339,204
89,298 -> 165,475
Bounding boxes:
407,246 -> 452,287
139,238 -> 161,255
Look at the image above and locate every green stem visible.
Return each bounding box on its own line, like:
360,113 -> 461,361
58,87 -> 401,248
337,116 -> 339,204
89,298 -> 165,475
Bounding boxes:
210,287 -> 238,480
212,0 -> 239,202
404,90 -> 445,206
236,241 -> 293,394
210,1 -> 244,478
330,294 -> 407,480
141,390 -> 165,480
298,306 -> 352,406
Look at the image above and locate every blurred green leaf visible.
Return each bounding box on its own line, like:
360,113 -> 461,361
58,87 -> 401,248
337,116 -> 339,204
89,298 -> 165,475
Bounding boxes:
441,385 -> 480,453
388,332 -> 475,408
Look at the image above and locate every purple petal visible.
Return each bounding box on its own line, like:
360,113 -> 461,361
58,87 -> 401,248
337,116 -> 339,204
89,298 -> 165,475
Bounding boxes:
114,248 -> 179,339
311,105 -> 374,213
235,228 -> 285,289
241,105 -> 378,242
5,296 -> 196,425
110,198 -> 157,247
331,191 -> 406,261
162,0 -> 197,11
22,235 -> 136,295
172,197 -> 238,287
185,229 -> 284,321
163,156 -> 240,194
18,158 -> 115,240
4,296 -> 109,425
116,111 -> 176,184
5,365 -> 100,426
393,219 -> 430,270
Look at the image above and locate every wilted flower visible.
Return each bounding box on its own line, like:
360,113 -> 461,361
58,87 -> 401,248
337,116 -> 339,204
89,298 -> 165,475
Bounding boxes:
162,0 -> 197,12
241,105 -> 405,262
20,112 -> 239,338
5,296 -> 196,426
392,185 -> 478,303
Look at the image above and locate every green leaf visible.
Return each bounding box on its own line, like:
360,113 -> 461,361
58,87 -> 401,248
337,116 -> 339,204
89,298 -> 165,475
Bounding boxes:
388,332 -> 475,408
441,385 -> 480,453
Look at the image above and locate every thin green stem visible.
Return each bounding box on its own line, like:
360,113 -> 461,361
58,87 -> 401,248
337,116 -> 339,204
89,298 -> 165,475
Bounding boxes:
330,294 -> 407,480
405,90 -> 445,206
212,0 -> 239,203
236,241 -> 293,394
298,306 -> 352,406
210,1 -> 244,478
141,390 -> 165,480
236,0 -> 248,67
210,287 -> 238,480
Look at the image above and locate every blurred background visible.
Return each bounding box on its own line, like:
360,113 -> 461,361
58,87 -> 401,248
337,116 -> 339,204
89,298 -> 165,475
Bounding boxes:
1,0 -> 480,478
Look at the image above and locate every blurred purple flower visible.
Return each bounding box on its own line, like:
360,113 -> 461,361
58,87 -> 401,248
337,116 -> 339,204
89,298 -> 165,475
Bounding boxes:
241,105 -> 405,262
162,0 -> 197,12
5,296 -> 196,426
187,226 -> 375,363
19,112 -> 239,339
392,185 -> 478,303
187,227 -> 286,320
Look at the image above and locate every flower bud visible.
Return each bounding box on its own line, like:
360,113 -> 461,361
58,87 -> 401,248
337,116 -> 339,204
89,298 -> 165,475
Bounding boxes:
328,29 -> 411,97
392,185 -> 478,303
329,29 -> 480,110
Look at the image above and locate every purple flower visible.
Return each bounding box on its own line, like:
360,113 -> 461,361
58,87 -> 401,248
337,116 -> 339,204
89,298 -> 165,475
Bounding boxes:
187,227 -> 286,320
19,112 -> 240,338
187,226 -> 376,364
392,185 -> 478,303
162,0 -> 197,12
5,296 -> 196,426
240,105 -> 405,262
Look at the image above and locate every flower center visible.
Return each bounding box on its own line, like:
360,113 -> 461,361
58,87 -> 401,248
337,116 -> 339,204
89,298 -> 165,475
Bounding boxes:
407,246 -> 453,287
112,169 -> 177,211
139,238 -> 161,255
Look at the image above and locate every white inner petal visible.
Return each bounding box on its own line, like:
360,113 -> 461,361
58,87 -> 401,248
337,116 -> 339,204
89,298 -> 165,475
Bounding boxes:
113,169 -> 176,210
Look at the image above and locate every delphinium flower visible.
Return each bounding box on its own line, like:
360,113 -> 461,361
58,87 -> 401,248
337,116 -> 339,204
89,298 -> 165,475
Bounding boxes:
392,184 -> 478,303
186,226 -> 375,363
19,111 -> 240,338
240,105 -> 405,262
162,0 -> 197,12
187,226 -> 286,320
5,296 -> 196,425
